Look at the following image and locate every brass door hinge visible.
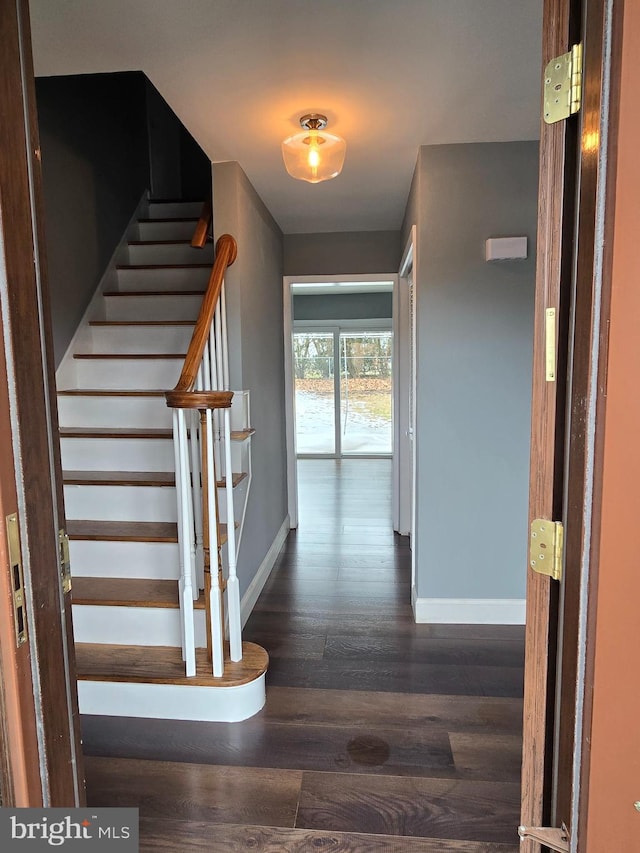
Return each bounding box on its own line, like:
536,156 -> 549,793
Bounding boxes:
519,824 -> 570,852
545,307 -> 557,382
544,42 -> 583,123
6,513 -> 28,646
530,519 -> 564,581
58,528 -> 72,594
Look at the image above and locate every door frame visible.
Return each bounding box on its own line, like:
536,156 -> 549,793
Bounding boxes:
398,227 -> 416,549
521,0 -> 622,848
283,273 -> 402,529
0,0 -> 84,806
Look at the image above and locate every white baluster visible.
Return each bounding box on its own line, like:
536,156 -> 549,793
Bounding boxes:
215,299 -> 224,391
203,341 -> 212,391
189,408 -> 204,590
172,409 -> 186,660
211,343 -> 218,392
234,393 -> 252,553
175,408 -> 196,677
209,323 -> 222,474
221,283 -> 230,390
185,426 -> 198,603
206,408 -> 224,677
190,362 -> 206,590
224,405 -> 242,661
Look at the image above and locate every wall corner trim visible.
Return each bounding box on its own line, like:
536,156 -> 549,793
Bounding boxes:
240,516 -> 290,626
412,591 -> 526,625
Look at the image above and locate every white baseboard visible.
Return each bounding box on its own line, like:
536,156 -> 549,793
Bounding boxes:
411,586 -> 526,624
241,515 -> 290,626
78,673 -> 266,722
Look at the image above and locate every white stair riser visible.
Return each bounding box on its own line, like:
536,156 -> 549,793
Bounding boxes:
64,481 -> 242,524
229,392 -> 251,431
231,442 -> 251,472
127,243 -> 214,265
210,479 -> 247,527
61,437 -> 174,471
58,395 -> 171,428
116,266 -> 210,292
148,201 -> 203,219
89,324 -> 194,354
65,484 -> 178,522
72,604 -> 206,647
74,358 -> 183,389
78,675 -> 266,722
105,293 -> 203,321
69,539 -> 178,580
136,220 -> 198,241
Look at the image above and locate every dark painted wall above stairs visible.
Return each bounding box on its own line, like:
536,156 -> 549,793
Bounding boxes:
35,71 -> 211,365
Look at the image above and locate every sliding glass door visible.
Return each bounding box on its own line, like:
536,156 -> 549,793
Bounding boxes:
339,332 -> 392,454
293,331 -> 337,454
294,326 -> 392,457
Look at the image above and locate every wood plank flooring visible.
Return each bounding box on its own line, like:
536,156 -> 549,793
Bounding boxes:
82,459 -> 523,851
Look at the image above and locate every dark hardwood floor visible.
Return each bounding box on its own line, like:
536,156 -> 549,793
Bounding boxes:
83,458 -> 524,851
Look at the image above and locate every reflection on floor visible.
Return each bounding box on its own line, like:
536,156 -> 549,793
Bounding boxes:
83,458 -> 523,852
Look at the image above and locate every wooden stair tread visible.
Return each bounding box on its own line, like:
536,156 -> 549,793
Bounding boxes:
103,289 -> 206,296
67,519 -> 230,544
60,426 -> 255,443
137,217 -> 198,224
232,428 -> 256,441
71,577 -> 204,609
129,240 -> 198,246
114,266 -> 210,272
63,470 -> 247,488
60,427 -> 174,439
89,320 -> 195,327
58,389 -> 166,396
73,353 -> 186,360
75,642 -> 269,688
66,470 -> 175,486
68,519 -> 178,542
148,197 -> 204,204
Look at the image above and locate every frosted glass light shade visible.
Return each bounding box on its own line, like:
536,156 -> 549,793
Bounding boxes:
281,128 -> 346,183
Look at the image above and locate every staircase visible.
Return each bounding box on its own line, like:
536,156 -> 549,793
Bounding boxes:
57,200 -> 268,722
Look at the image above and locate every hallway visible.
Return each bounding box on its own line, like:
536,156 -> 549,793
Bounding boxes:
83,459 -> 523,851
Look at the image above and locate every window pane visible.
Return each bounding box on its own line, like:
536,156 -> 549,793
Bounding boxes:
294,332 -> 336,454
339,332 -> 392,454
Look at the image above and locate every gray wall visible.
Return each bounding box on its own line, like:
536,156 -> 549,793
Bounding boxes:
36,72 -> 212,365
180,125 -> 212,201
37,72 -> 150,365
145,79 -> 181,199
145,78 -> 212,200
284,231 -> 400,275
293,292 -> 392,321
212,162 -> 288,597
401,141 -> 538,602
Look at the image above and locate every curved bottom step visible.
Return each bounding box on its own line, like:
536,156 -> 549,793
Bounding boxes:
76,641 -> 268,722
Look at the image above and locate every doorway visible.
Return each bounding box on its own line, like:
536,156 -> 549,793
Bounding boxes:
283,274 -> 407,530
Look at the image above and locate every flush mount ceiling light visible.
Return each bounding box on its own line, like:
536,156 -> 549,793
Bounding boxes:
281,114 -> 346,184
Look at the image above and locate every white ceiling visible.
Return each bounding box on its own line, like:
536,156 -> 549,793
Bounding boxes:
29,0 -> 542,235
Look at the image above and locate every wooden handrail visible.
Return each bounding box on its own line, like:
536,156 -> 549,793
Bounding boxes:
166,233 -> 237,406
165,390 -> 233,410
191,200 -> 213,249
